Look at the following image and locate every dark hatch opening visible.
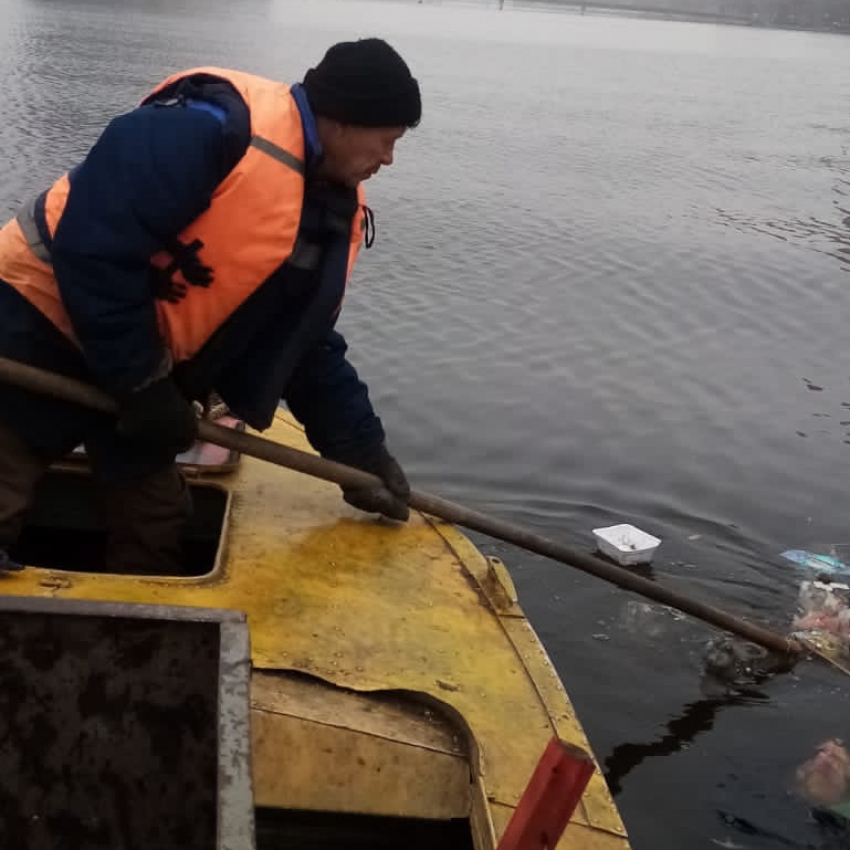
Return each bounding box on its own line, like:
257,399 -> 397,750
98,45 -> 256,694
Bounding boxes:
8,469 -> 227,576
255,807 -> 474,850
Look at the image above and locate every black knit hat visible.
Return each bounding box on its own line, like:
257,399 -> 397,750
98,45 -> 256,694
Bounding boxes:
302,38 -> 421,128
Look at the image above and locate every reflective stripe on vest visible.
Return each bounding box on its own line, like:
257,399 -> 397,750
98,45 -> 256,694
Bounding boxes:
15,196 -> 51,264
13,129 -> 308,268
249,136 -> 305,175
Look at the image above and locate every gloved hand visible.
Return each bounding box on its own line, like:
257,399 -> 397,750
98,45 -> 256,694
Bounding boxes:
117,377 -> 198,455
340,443 -> 411,522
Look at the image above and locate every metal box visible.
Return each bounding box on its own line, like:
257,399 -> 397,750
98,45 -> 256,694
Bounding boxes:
0,596 -> 254,850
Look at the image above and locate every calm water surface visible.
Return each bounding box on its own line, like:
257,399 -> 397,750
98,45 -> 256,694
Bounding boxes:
2,0 -> 850,846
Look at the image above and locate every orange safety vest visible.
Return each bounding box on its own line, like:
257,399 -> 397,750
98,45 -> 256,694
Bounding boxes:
0,67 -> 366,363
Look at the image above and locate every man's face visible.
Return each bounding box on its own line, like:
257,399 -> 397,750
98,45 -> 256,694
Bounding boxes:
319,124 -> 406,187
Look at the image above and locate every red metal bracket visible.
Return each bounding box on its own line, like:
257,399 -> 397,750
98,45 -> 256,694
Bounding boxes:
496,737 -> 596,850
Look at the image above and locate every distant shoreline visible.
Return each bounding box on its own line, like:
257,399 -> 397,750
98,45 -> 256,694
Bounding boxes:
411,0 -> 850,36
515,1 -> 850,34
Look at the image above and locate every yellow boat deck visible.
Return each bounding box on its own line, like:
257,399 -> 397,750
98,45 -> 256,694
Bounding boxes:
0,410 -> 630,850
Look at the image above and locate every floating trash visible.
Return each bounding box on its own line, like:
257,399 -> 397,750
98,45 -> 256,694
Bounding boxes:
780,548 -> 850,578
791,580 -> 850,662
702,636 -> 794,686
796,739 -> 850,820
592,524 -> 661,566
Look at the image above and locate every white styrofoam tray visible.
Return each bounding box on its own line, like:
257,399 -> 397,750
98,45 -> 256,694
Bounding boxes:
592,524 -> 661,566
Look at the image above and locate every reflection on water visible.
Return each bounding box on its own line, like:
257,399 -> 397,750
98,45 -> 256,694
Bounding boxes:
604,693 -> 766,797
2,1 -> 850,848
716,136 -> 850,275
716,203 -> 850,276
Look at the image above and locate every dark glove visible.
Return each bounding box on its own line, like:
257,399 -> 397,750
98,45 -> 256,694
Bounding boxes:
341,443 -> 411,522
117,377 -> 198,455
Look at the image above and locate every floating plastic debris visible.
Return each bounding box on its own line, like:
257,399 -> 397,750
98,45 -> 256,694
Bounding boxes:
592,524 -> 661,566
796,740 -> 850,818
792,580 -> 850,653
780,549 -> 850,578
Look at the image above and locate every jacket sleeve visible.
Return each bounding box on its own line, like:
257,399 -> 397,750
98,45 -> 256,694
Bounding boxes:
283,329 -> 387,463
50,101 -> 246,396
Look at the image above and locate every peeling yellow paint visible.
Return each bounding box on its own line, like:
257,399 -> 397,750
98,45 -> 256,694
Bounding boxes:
0,410 -> 630,849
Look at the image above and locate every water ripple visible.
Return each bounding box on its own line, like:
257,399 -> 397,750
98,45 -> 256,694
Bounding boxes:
3,2 -> 850,847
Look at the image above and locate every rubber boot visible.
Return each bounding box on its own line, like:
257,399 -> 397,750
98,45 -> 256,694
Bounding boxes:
0,421 -> 51,570
99,465 -> 192,575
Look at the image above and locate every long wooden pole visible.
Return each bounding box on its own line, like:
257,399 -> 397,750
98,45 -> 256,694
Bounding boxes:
0,357 -> 800,657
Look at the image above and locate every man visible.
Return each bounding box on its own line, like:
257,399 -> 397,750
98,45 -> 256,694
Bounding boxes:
0,37 -> 421,574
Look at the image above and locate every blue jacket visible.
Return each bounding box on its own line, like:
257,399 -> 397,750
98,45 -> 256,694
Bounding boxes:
2,75 -> 386,463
